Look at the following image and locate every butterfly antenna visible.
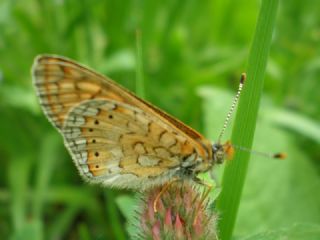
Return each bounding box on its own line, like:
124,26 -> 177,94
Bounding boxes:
217,73 -> 246,143
231,144 -> 287,159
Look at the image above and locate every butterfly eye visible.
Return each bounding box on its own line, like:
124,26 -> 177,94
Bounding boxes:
108,114 -> 113,119
212,143 -> 225,164
212,144 -> 219,152
94,120 -> 99,125
95,152 -> 99,157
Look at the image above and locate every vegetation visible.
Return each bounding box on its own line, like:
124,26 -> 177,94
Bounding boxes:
0,0 -> 319,239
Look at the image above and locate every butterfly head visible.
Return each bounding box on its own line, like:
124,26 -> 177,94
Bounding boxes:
212,140 -> 234,165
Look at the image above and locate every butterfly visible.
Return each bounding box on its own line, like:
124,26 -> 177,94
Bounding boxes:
32,55 -> 232,190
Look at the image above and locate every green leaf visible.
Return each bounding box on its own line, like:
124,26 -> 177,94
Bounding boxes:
115,195 -> 137,221
116,194 -> 140,239
263,108 -> 320,143
235,117 -> 320,236
240,223 -> 320,240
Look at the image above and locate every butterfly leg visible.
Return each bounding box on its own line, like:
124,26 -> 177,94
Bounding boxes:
153,178 -> 180,212
193,177 -> 213,225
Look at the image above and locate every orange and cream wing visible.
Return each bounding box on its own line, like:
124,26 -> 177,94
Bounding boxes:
62,99 -> 200,189
32,55 -> 129,130
32,55 -> 213,189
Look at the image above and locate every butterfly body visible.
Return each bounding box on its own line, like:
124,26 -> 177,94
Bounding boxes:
33,55 -> 223,190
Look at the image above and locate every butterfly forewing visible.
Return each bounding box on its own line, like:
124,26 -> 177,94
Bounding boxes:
33,56 -> 127,130
32,55 -> 213,189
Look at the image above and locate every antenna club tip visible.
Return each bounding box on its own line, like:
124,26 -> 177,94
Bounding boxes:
273,152 -> 287,159
240,73 -> 246,84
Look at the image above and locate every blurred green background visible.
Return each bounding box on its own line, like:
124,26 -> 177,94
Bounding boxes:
0,0 -> 319,239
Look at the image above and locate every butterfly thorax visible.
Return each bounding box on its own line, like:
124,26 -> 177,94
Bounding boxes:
177,139 -> 214,177
180,141 -> 232,179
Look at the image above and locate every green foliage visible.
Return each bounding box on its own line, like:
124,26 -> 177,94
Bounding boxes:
0,0 -> 319,239
240,223 -> 320,240
200,87 -> 320,238
216,1 -> 279,239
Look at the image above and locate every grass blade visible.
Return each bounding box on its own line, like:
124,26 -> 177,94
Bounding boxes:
135,29 -> 145,99
216,1 -> 280,239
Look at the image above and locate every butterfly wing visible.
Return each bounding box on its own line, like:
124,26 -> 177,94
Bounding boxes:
32,55 -> 130,130
63,99 -> 197,189
32,55 -> 213,189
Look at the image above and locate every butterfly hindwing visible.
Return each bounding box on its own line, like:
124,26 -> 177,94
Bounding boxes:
62,99 -> 193,189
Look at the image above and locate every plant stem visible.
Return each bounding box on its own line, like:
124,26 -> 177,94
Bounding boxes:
135,29 -> 145,98
216,1 -> 279,239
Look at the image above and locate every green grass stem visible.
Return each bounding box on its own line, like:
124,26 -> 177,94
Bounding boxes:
216,1 -> 279,239
135,29 -> 145,98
